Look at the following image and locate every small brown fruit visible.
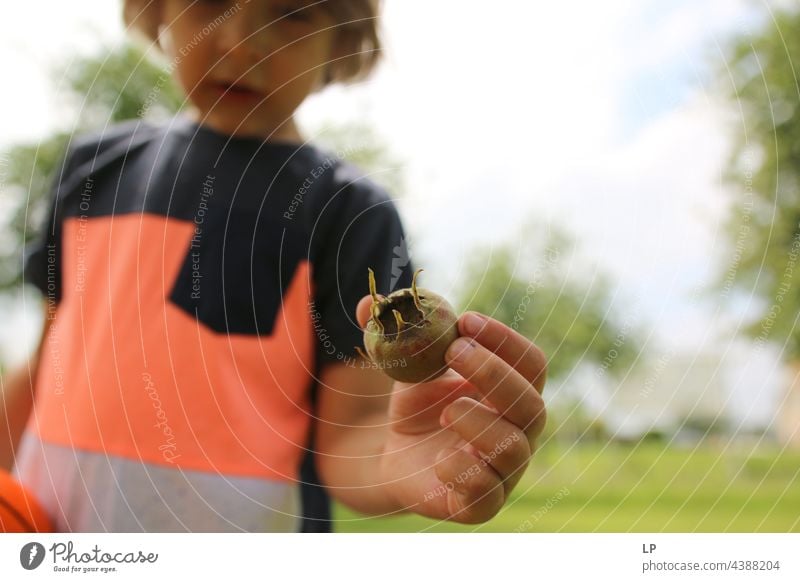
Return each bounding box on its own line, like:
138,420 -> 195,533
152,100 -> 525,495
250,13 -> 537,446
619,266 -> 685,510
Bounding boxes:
359,268 -> 460,383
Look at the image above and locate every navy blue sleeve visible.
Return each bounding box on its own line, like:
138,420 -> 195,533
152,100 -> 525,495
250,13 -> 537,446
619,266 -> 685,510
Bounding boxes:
308,165 -> 415,368
22,122 -> 150,304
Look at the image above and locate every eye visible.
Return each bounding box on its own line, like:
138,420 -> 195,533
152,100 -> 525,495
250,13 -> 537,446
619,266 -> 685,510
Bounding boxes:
192,0 -> 233,11
273,0 -> 328,24
275,5 -> 314,23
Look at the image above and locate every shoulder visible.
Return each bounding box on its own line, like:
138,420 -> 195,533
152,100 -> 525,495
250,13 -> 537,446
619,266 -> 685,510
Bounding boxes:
49,120 -> 164,205
304,152 -> 395,220
68,119 -> 160,163
329,158 -> 392,205
300,154 -> 401,244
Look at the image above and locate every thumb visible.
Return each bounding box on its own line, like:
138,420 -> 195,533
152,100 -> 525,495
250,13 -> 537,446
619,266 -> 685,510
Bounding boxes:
356,294 -> 385,330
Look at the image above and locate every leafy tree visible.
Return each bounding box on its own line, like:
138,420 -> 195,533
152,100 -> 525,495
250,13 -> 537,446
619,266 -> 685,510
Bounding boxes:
713,6 -> 800,357
0,43 -> 184,291
1,134 -> 71,288
456,222 -> 642,382
62,43 -> 185,129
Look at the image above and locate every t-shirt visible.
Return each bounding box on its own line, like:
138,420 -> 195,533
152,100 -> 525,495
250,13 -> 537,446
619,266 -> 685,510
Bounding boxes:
14,114 -> 415,532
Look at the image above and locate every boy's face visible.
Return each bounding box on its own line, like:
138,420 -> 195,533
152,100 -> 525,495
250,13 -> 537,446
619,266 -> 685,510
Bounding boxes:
162,0 -> 339,138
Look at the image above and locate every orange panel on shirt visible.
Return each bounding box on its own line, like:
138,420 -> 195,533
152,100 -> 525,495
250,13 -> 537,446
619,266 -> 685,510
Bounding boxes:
31,214 -> 316,481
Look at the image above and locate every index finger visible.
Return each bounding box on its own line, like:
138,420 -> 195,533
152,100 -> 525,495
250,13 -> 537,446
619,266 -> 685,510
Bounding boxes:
457,312 -> 547,394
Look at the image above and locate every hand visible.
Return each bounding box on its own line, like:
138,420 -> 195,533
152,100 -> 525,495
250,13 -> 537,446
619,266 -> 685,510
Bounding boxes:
355,294 -> 547,524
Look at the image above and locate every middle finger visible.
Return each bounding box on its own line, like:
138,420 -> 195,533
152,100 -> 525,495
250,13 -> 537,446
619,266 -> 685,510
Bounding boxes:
441,396 -> 532,491
445,337 -> 545,434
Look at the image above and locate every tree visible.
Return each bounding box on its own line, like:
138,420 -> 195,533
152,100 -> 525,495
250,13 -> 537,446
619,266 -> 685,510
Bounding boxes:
713,6 -> 800,357
0,43 -> 184,291
1,133 -> 71,288
456,222 -> 642,382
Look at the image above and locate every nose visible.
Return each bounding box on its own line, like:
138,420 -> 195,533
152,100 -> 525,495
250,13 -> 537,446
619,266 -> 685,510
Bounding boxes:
214,4 -> 272,64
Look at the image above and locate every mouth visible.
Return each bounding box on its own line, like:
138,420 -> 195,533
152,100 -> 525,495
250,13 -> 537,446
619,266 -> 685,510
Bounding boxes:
209,81 -> 262,102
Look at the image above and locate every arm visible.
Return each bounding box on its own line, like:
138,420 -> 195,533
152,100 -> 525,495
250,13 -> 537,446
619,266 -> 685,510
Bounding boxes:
315,295 -> 548,523
314,360 -> 407,516
0,301 -> 51,471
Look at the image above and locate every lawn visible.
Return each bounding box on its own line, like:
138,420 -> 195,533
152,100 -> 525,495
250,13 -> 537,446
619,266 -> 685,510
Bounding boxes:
332,441 -> 800,532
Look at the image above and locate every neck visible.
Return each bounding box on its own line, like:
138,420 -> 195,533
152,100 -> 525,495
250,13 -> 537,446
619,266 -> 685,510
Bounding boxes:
183,107 -> 305,145
272,117 -> 304,144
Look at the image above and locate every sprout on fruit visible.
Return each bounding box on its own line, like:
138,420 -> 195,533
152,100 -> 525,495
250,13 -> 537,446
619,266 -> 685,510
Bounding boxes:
392,309 -> 406,333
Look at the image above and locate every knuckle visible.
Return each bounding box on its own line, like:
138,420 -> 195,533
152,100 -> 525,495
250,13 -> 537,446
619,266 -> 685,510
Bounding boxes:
478,359 -> 507,389
455,395 -> 482,414
501,432 -> 531,463
525,343 -> 548,381
462,478 -> 490,500
447,397 -> 480,424
460,464 -> 497,496
482,483 -> 506,519
481,498 -> 504,522
526,413 -> 547,444
456,480 -> 504,523
523,395 -> 547,434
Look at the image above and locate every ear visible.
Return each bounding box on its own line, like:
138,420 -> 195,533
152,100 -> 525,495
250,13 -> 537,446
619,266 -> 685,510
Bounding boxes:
155,0 -> 179,57
157,24 -> 174,57
125,0 -> 166,45
330,28 -> 359,65
326,28 -> 362,88
152,0 -> 169,45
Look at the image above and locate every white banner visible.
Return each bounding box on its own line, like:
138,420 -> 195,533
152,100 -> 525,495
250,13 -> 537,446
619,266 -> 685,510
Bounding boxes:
0,533 -> 797,581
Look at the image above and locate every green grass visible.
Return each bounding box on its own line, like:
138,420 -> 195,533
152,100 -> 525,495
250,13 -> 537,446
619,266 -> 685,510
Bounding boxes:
332,442 -> 800,532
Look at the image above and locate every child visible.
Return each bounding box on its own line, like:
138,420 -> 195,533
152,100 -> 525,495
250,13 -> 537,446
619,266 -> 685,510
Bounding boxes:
0,0 -> 547,532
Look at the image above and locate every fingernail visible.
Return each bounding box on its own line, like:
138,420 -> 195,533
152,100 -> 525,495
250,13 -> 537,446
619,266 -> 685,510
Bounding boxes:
447,337 -> 475,363
462,312 -> 485,336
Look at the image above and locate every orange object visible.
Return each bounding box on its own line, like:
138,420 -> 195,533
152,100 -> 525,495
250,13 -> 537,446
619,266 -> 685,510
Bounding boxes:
0,469 -> 53,532
30,215 -> 314,480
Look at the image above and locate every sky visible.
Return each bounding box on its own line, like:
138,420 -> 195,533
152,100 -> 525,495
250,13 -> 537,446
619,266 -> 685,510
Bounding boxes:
0,0 -> 794,432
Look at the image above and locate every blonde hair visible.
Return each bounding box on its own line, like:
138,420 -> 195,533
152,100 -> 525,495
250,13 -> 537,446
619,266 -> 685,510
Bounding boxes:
122,0 -> 383,87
